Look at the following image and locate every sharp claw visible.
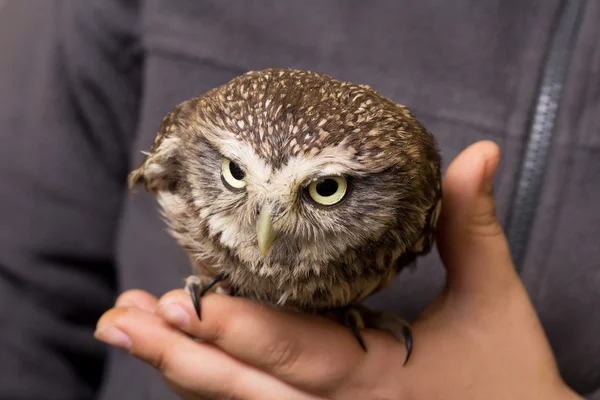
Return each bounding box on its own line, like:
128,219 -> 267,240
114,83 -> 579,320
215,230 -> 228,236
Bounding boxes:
187,273 -> 226,321
188,281 -> 202,320
402,325 -> 413,366
344,309 -> 367,352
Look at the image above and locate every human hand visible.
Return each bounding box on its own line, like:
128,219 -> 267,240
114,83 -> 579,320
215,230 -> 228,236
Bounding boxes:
96,141 -> 583,399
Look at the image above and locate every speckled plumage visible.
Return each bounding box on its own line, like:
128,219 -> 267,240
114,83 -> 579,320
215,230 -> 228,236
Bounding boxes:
129,68 -> 442,315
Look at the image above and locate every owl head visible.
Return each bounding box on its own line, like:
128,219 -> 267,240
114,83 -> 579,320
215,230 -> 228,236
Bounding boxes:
129,69 -> 441,310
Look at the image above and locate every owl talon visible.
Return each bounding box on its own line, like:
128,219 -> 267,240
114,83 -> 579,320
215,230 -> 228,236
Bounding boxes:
185,276 -> 203,319
346,306 -> 414,366
400,325 -> 413,366
184,273 -> 226,320
343,308 -> 367,352
191,286 -> 202,319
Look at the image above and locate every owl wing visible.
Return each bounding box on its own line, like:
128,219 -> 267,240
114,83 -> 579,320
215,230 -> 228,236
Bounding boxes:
396,187 -> 443,272
128,104 -> 185,193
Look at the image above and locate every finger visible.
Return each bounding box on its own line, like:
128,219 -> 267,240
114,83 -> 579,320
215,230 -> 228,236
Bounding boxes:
95,307 -> 316,400
115,289 -> 158,312
437,140 -> 518,298
155,290 -> 407,394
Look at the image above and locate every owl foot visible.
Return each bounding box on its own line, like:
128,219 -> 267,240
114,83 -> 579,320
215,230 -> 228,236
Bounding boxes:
342,306 -> 413,366
184,273 -> 227,320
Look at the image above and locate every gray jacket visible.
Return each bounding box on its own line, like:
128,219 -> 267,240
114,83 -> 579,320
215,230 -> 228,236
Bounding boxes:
0,1 -> 598,399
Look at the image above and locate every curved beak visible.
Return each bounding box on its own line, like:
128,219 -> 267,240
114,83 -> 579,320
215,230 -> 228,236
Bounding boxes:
257,206 -> 278,257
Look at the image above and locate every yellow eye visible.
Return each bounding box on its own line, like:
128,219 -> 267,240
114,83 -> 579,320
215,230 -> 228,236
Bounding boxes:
307,176 -> 348,206
222,158 -> 246,189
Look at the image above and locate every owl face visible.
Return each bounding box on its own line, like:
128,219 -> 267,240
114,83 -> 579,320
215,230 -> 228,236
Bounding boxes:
130,69 -> 441,310
178,128 -> 418,271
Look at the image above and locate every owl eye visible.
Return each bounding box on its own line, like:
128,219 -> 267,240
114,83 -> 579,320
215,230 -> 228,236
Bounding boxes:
307,176 -> 348,206
221,158 -> 246,189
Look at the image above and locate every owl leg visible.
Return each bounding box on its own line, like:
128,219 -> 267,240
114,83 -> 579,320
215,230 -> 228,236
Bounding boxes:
343,305 -> 413,366
184,273 -> 228,320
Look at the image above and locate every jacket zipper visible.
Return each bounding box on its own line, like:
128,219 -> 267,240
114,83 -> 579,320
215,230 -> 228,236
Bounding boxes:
506,0 -> 586,272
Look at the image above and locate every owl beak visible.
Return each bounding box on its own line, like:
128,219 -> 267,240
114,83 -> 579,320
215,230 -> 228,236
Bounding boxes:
257,206 -> 278,256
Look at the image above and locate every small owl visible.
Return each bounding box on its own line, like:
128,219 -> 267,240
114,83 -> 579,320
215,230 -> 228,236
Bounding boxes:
129,69 -> 442,364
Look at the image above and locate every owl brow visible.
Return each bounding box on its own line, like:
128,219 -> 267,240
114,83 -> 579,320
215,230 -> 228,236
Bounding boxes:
299,171 -> 349,187
213,143 -> 272,180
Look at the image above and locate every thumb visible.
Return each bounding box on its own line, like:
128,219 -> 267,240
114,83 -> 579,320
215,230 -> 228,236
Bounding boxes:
437,140 -> 517,298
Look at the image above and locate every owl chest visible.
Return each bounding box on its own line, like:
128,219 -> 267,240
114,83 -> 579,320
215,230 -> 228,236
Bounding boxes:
211,246 -> 399,311
227,262 -> 393,311
159,194 -> 403,310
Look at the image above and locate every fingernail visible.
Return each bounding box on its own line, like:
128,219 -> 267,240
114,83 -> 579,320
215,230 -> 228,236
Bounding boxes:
158,303 -> 190,329
482,157 -> 498,195
115,299 -> 134,308
94,327 -> 132,350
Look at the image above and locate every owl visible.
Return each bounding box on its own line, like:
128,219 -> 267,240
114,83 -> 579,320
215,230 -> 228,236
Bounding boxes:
129,69 -> 442,365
